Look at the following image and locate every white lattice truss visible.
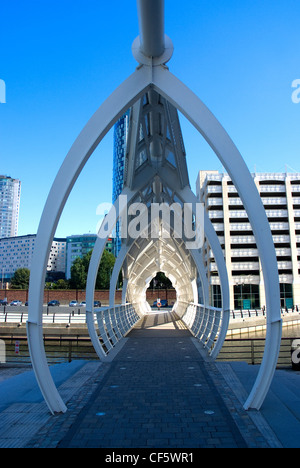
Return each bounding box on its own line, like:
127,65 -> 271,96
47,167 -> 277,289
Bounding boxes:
27,0 -> 282,414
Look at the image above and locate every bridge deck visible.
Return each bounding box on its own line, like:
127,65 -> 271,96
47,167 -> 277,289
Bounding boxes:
0,312 -> 282,448
54,312 -> 270,448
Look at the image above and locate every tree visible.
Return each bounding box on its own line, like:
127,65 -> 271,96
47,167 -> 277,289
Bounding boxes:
95,250 -> 116,290
69,257 -> 87,289
52,279 -> 70,290
10,268 -> 30,290
69,249 -> 117,290
149,272 -> 173,289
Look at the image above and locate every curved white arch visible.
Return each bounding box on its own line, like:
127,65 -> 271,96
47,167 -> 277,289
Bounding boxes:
27,59 -> 281,413
177,187 -> 230,360
150,66 -> 282,410
109,234 -> 210,310
87,184 -> 229,361
27,68 -> 151,414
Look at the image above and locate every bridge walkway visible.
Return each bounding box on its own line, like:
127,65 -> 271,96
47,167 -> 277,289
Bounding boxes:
51,311 -> 273,448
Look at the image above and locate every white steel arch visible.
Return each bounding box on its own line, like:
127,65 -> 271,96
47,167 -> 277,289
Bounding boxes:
27,0 -> 281,414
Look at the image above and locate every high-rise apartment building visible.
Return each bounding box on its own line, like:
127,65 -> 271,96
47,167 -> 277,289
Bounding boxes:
0,176 -> 21,239
197,171 -> 300,311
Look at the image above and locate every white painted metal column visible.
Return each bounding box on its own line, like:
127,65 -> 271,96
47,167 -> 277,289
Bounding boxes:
137,0 -> 165,58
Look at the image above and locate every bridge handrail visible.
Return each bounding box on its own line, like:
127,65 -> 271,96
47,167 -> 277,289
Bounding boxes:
174,300 -> 229,359
94,303 -> 140,357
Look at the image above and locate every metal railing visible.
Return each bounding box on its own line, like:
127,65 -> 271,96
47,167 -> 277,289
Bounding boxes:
217,337 -> 296,368
94,303 -> 141,355
230,307 -> 300,320
0,334 -> 296,369
0,334 -> 99,365
0,306 -> 87,325
175,301 -> 225,356
1,305 -> 299,326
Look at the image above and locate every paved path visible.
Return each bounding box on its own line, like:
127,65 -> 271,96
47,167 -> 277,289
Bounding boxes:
34,312 -> 274,448
0,312 -> 282,448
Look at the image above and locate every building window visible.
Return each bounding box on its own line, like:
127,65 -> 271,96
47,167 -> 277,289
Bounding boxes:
280,283 -> 293,309
234,284 -> 260,310
211,285 -> 222,308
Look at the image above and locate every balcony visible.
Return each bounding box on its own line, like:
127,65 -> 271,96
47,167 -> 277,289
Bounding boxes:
207,186 -> 222,194
231,249 -> 258,257
256,173 -> 286,181
276,248 -> 291,257
273,235 -> 290,243
277,261 -> 293,270
229,210 -> 248,218
259,185 -> 286,193
228,198 -> 243,206
211,223 -> 224,232
209,210 -> 224,219
207,198 -> 224,207
279,273 -> 293,283
231,262 -> 260,271
230,223 -> 252,231
206,174 -> 222,182
231,236 -> 256,244
269,222 -> 289,231
266,210 -> 288,218
232,275 -> 260,285
210,277 -> 221,285
262,197 -> 287,206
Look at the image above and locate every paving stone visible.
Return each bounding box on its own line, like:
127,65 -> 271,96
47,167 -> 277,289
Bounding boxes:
0,312 -> 278,448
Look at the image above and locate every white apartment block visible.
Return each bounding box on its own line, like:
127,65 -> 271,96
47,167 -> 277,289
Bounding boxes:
0,235 -> 66,283
0,176 -> 21,239
197,171 -> 300,311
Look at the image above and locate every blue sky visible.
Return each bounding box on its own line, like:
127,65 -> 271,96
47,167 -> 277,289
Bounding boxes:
1,0 -> 300,238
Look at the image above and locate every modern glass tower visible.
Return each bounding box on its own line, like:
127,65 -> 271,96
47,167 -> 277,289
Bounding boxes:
0,175 -> 21,239
112,110 -> 130,256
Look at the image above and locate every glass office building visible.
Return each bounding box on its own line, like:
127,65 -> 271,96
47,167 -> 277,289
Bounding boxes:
112,110 -> 130,256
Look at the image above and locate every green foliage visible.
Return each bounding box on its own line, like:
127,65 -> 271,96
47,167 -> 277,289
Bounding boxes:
69,256 -> 87,290
149,272 -> 173,289
10,268 -> 30,290
52,279 -> 70,290
70,249 -> 117,290
45,279 -> 70,290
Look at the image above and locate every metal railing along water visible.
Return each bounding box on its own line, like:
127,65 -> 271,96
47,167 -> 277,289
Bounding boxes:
0,334 -> 296,369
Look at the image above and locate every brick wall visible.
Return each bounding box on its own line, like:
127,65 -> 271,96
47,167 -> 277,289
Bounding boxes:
0,289 -> 177,305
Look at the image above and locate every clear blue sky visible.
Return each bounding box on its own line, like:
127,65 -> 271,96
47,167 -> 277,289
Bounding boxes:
1,0 -> 300,238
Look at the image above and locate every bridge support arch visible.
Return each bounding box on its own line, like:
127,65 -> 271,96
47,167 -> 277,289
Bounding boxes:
27,0 -> 281,414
